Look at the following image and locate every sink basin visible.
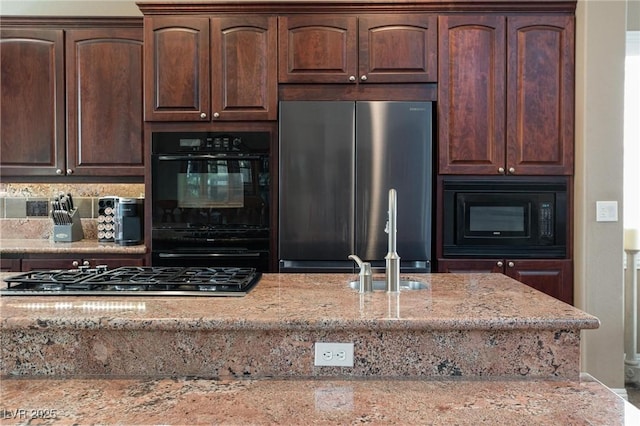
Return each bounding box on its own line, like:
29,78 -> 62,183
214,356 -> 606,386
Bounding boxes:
348,280 -> 427,291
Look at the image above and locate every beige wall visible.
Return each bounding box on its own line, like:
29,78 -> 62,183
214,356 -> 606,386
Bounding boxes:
0,0 -> 633,389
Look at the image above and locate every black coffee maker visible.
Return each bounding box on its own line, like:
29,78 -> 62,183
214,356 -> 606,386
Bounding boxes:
114,197 -> 144,246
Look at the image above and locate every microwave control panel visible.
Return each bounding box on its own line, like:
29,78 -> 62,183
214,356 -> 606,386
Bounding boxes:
539,203 -> 554,238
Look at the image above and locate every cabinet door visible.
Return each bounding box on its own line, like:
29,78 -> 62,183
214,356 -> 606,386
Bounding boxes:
1,258 -> 21,272
212,16 -> 277,120
144,16 -> 210,121
66,28 -> 144,176
21,256 -> 145,271
506,16 -> 574,175
278,15 -> 357,83
437,259 -> 503,273
358,15 -> 437,83
438,16 -> 506,175
505,259 -> 573,305
0,29 -> 65,177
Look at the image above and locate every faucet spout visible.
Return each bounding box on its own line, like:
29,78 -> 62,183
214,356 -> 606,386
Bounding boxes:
385,189 -> 400,293
348,254 -> 373,293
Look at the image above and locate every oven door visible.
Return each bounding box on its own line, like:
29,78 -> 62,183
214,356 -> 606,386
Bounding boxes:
152,153 -> 269,229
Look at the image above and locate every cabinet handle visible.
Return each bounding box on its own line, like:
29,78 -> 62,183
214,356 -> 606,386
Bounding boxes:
498,167 -> 505,174
66,169 -> 73,175
508,261 -> 515,268
213,112 -> 220,118
56,169 -> 63,175
349,75 -> 356,82
72,260 -> 79,267
200,113 -> 207,119
497,261 -> 504,267
360,75 -> 368,81
508,167 -> 516,174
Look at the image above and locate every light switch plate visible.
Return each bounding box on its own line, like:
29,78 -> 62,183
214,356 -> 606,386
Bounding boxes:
596,201 -> 618,222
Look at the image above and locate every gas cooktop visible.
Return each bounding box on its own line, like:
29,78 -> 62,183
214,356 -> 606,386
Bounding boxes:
0,266 -> 261,297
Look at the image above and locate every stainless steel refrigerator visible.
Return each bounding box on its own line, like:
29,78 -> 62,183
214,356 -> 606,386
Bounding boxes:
278,101 -> 433,272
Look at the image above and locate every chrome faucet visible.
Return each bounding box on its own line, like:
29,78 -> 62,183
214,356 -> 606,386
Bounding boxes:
385,188 -> 400,293
348,254 -> 373,293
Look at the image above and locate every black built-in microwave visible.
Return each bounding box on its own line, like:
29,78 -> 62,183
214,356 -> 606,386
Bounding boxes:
442,177 -> 568,258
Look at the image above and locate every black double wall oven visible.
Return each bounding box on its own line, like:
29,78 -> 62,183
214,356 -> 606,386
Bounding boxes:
151,132 -> 270,271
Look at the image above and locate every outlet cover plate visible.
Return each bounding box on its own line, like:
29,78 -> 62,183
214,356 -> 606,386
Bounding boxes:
314,342 -> 354,367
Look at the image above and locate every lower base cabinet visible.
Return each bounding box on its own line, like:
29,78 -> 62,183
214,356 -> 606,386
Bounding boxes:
19,256 -> 145,271
437,258 -> 573,305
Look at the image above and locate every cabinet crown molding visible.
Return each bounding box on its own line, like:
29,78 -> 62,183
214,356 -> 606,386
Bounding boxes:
136,1 -> 577,15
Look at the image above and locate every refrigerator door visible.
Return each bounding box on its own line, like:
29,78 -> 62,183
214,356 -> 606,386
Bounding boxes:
355,101 -> 432,264
279,101 -> 355,264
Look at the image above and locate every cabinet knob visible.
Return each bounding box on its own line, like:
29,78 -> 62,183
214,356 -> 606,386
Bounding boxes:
200,113 -> 207,119
349,75 -> 356,82
508,167 -> 516,174
498,167 -> 505,174
497,261 -> 504,267
507,261 -> 515,268
56,169 -> 63,175
72,260 -> 79,267
66,169 -> 73,175
213,112 -> 220,118
360,75 -> 368,81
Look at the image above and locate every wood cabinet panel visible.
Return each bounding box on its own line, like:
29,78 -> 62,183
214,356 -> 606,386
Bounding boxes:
0,29 -> 65,177
506,16 -> 574,175
144,16 -> 210,121
437,258 -> 573,304
21,256 -> 145,271
438,15 -> 574,176
212,16 -> 277,120
66,28 -> 144,176
358,15 -> 437,83
278,15 -> 357,83
438,16 -> 506,174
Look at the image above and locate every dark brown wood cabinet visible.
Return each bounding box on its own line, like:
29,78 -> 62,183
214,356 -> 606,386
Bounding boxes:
20,256 -> 145,271
145,15 -> 277,121
438,15 -> 574,176
437,258 -> 573,304
278,14 -> 437,84
66,28 -> 144,176
0,29 -> 65,177
0,22 -> 144,178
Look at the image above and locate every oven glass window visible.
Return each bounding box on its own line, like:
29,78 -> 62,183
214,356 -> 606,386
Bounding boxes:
153,156 -> 269,228
469,206 -> 525,232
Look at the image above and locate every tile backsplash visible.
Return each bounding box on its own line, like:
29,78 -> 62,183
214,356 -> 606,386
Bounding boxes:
0,183 -> 144,240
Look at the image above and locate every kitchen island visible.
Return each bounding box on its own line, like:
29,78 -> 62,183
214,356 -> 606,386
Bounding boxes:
1,272 -> 637,424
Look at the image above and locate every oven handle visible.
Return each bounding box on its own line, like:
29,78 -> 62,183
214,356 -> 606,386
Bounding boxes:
157,252 -> 262,258
156,154 -> 264,161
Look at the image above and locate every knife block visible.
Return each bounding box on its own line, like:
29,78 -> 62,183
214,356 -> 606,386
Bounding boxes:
53,209 -> 84,242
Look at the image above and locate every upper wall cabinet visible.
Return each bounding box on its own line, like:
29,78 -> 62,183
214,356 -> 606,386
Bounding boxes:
0,29 -> 65,176
278,14 -> 437,84
438,15 -> 574,175
144,15 -> 277,121
0,25 -> 144,178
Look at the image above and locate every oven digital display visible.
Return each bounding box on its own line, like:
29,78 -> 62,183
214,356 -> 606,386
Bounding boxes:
179,138 -> 202,148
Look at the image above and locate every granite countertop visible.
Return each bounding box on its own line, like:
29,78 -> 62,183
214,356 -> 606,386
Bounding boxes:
0,238 -> 146,254
0,273 -> 599,332
1,374 -> 638,425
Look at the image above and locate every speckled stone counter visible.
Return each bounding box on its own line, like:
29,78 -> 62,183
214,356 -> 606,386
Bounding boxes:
1,374 -> 638,425
0,238 -> 145,254
1,273 -> 598,380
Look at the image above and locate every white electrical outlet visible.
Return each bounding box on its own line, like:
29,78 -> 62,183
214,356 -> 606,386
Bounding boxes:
314,343 -> 354,367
